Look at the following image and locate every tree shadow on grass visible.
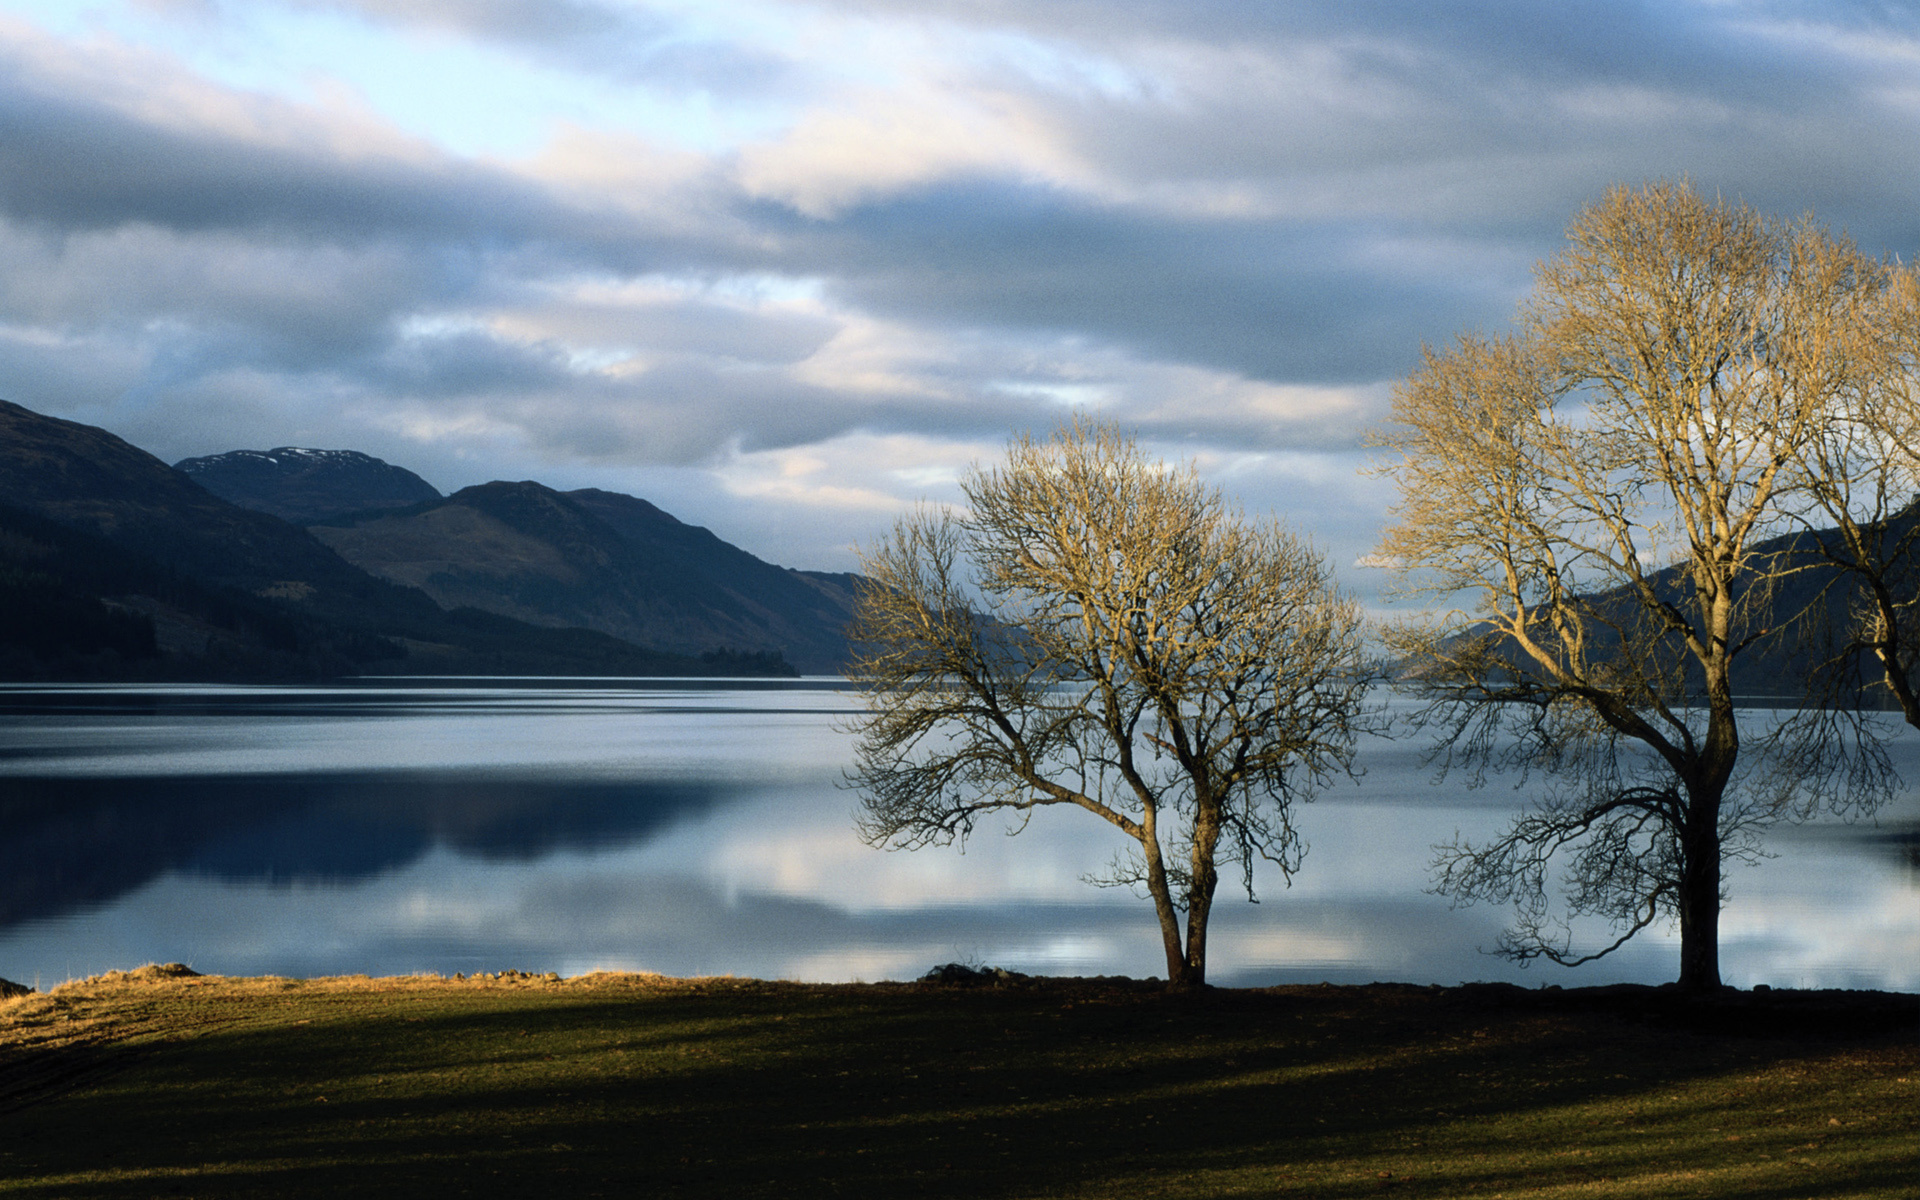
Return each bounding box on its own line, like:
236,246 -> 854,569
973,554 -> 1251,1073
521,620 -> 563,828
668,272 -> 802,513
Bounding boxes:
1,981 -> 1914,1198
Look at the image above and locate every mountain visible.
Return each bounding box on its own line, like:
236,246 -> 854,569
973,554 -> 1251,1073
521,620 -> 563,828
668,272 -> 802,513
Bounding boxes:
1,503 -> 165,675
0,398 -> 425,625
0,399 -> 791,679
175,447 -> 443,524
1399,520 -> 1903,705
0,498 -> 351,679
309,480 -> 860,672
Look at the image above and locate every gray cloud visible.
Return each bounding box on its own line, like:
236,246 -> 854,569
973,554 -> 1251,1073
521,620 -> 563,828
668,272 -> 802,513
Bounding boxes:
2,1 -> 1918,575
809,0 -> 1920,240
783,185 -> 1520,385
0,82 -> 551,243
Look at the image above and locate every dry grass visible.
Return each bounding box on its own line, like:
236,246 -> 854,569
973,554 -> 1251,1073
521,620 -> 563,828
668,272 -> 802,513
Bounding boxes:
1,967 -> 1913,1198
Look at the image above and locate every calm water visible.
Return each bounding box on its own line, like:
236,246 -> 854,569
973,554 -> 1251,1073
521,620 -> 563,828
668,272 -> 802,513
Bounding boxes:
0,680 -> 1914,990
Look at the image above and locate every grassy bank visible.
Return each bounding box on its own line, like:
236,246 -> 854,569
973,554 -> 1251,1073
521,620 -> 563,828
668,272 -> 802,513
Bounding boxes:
0,966 -> 1913,1198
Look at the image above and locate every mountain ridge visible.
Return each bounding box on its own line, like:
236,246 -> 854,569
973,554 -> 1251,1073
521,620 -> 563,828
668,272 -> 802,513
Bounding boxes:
0,399 -> 793,679
171,436 -> 862,671
176,447 -> 443,525
310,479 -> 859,673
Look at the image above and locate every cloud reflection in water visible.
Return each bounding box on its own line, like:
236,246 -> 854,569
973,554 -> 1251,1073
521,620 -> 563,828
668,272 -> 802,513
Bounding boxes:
0,681 -> 1912,990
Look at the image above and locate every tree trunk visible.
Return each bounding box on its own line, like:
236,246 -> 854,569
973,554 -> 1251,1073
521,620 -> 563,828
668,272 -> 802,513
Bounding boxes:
1675,791 -> 1724,992
1678,618 -> 1735,994
1136,814 -> 1193,988
1180,800 -> 1223,988
1180,889 -> 1215,990
1149,874 -> 1193,989
1675,858 -> 1721,991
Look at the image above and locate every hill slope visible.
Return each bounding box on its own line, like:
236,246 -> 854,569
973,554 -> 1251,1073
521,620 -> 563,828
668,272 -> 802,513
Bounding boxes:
310,481 -> 859,672
0,399 -> 789,679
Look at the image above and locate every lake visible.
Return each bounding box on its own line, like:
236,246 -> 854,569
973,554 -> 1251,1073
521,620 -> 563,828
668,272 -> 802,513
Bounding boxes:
0,679 -> 1914,991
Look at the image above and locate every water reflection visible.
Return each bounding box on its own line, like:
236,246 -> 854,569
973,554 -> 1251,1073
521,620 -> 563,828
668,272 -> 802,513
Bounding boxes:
0,772 -> 726,925
0,681 -> 1912,991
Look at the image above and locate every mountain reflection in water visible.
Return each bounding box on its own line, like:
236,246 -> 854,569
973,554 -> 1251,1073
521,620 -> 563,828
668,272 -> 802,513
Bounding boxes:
0,680 -> 1913,990
0,772 -> 724,927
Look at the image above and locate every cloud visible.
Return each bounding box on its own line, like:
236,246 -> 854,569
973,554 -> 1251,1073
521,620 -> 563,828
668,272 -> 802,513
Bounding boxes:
734,82 -> 1081,219
779,182 -> 1519,385
713,430 -> 996,516
158,0 -> 798,95
0,25 -> 568,244
1,0 -> 1918,585
485,274 -> 841,366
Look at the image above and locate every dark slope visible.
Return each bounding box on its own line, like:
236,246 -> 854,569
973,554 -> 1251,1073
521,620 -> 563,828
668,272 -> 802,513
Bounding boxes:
0,500 -> 399,680
0,504 -> 163,676
1723,516 -> 1918,703
0,400 -> 786,678
311,481 -> 858,672
176,447 -> 443,524
0,398 -> 441,626
1412,518 -> 1909,705
0,399 -> 446,662
565,487 -> 859,672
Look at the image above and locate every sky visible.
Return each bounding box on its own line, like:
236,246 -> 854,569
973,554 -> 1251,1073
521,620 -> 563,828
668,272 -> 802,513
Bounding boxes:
1,1 -> 1918,594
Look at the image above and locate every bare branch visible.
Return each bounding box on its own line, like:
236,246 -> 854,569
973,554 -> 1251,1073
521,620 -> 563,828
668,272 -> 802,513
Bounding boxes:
844,420 -> 1375,987
1376,182 -> 1901,988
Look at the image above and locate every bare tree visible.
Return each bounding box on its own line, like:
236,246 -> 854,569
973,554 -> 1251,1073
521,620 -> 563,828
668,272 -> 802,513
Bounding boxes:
1372,182 -> 1897,991
1784,262 -> 1920,724
845,422 -> 1370,989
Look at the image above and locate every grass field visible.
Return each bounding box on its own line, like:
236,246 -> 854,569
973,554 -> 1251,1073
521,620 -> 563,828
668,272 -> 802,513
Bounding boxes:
0,965 -> 1913,1198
